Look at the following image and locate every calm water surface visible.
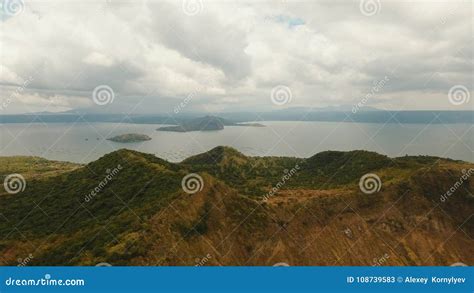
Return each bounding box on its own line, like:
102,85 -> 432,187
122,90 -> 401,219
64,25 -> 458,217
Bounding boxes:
0,122 -> 472,163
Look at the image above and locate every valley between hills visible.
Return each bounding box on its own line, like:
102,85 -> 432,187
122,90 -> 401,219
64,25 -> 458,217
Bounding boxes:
0,147 -> 473,266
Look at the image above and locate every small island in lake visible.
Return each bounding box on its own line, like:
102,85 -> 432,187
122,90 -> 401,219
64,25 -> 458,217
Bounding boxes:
107,133 -> 152,143
157,116 -> 264,132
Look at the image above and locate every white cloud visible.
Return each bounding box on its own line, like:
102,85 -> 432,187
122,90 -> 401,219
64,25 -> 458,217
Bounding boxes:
82,52 -> 116,67
0,0 -> 472,114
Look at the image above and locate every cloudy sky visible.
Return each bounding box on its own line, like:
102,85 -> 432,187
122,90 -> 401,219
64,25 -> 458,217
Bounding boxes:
0,0 -> 472,114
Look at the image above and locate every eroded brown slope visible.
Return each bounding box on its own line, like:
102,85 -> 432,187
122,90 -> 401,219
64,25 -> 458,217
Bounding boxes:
130,164 -> 473,266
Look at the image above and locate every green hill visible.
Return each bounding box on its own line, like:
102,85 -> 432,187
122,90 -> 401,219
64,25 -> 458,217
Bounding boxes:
0,147 -> 472,266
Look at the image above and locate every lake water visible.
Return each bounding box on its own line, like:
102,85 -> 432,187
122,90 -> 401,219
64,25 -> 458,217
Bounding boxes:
0,122 -> 473,163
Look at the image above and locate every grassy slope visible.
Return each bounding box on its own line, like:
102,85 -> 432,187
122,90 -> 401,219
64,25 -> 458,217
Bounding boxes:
0,156 -> 80,180
0,147 -> 472,266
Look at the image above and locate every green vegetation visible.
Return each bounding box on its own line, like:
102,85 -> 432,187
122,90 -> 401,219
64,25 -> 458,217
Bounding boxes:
107,133 -> 151,143
0,146 -> 472,266
0,156 -> 80,180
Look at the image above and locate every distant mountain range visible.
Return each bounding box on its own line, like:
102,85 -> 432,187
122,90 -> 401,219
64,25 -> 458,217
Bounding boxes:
0,146 -> 473,265
1,107 -> 472,124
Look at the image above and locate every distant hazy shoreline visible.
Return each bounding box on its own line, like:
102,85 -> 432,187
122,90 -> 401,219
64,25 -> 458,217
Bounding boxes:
0,110 -> 473,124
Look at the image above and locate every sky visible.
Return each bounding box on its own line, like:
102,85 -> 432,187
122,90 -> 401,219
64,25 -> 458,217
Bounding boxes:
0,0 -> 473,114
